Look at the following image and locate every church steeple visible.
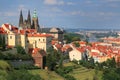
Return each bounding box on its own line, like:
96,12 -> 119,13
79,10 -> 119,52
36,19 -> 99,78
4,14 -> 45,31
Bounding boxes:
19,10 -> 23,28
33,10 -> 37,18
32,10 -> 39,32
27,10 -> 31,29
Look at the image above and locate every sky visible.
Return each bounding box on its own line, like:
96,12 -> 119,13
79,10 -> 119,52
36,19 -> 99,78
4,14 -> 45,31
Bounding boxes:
1,0 -> 120,29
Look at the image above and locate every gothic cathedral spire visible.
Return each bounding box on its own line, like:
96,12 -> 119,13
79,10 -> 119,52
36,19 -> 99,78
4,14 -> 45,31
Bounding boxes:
19,10 -> 23,28
27,10 -> 31,29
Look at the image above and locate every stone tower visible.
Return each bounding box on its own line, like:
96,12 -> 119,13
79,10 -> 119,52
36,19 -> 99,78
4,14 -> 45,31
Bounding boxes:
19,10 -> 23,28
31,10 -> 39,32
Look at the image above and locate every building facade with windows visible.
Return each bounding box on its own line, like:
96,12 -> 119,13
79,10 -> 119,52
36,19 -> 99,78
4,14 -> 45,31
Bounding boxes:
1,23 -> 52,53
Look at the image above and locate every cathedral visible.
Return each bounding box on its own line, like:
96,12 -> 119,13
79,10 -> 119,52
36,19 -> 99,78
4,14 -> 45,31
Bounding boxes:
19,10 -> 40,32
19,10 -> 64,42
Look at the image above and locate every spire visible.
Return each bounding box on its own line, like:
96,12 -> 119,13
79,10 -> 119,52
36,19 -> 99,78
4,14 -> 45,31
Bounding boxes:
27,10 -> 31,28
19,10 -> 23,27
33,10 -> 37,18
27,10 -> 31,25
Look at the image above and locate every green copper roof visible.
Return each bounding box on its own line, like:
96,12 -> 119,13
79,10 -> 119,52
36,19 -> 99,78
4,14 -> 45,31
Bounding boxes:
33,10 -> 37,18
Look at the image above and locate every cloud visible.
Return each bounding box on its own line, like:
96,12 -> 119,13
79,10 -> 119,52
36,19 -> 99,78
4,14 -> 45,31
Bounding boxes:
63,11 -> 88,17
67,2 -> 75,5
50,7 -> 63,12
44,0 -> 64,5
98,12 -> 119,16
85,0 -> 92,4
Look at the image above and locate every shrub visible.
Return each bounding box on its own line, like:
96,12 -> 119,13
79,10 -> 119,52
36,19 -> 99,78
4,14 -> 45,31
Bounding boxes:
64,75 -> 76,80
0,60 -> 12,71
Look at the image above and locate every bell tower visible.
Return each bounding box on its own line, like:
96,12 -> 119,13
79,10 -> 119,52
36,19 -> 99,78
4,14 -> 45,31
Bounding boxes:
31,10 -> 39,32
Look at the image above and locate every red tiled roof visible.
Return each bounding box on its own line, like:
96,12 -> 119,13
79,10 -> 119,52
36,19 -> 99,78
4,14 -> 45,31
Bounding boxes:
55,43 -> 63,50
32,48 -> 41,54
76,47 -> 85,53
91,52 -> 99,57
51,40 -> 58,45
27,33 -> 53,37
0,27 -> 7,34
32,48 -> 46,57
79,41 -> 86,44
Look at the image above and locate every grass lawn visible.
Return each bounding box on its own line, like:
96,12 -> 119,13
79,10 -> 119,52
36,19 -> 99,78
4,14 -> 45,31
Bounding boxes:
28,69 -> 64,80
64,62 -> 103,80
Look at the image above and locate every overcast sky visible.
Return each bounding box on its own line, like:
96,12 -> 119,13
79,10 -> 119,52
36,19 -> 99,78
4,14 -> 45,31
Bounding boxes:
0,0 -> 120,29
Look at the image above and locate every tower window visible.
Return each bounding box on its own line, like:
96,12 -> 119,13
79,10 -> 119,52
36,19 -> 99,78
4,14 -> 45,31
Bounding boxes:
39,39 -> 40,41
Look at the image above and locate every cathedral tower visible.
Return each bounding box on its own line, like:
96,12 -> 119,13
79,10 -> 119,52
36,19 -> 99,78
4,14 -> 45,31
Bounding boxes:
31,10 -> 39,32
19,10 -> 23,28
27,10 -> 31,29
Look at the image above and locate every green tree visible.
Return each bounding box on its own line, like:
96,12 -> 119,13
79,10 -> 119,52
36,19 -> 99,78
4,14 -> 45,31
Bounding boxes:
106,57 -> 116,68
72,37 -> 80,41
0,35 -> 2,47
2,35 -> 6,50
73,42 -> 80,47
16,45 -> 26,54
102,68 -> 120,80
46,47 -> 58,70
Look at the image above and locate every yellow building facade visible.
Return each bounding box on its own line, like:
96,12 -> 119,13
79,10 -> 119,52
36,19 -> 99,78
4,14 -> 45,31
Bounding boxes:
1,23 -> 52,53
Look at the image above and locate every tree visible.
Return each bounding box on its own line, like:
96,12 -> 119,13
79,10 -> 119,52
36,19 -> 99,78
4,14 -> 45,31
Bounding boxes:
73,42 -> 80,47
102,68 -> 120,80
2,35 -> 6,50
0,35 -> 2,47
0,35 -> 6,50
46,47 -> 58,70
72,37 -> 80,41
105,57 -> 116,68
64,33 -> 81,43
16,45 -> 26,54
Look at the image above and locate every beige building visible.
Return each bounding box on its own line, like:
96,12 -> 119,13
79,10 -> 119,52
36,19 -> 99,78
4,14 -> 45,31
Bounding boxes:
1,24 -> 28,52
27,33 -> 52,51
1,23 -> 52,53
69,44 -> 83,61
50,28 -> 64,42
69,49 -> 82,61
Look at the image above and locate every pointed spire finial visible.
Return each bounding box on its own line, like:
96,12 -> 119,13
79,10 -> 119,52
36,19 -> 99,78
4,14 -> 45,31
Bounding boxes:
19,10 -> 23,27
